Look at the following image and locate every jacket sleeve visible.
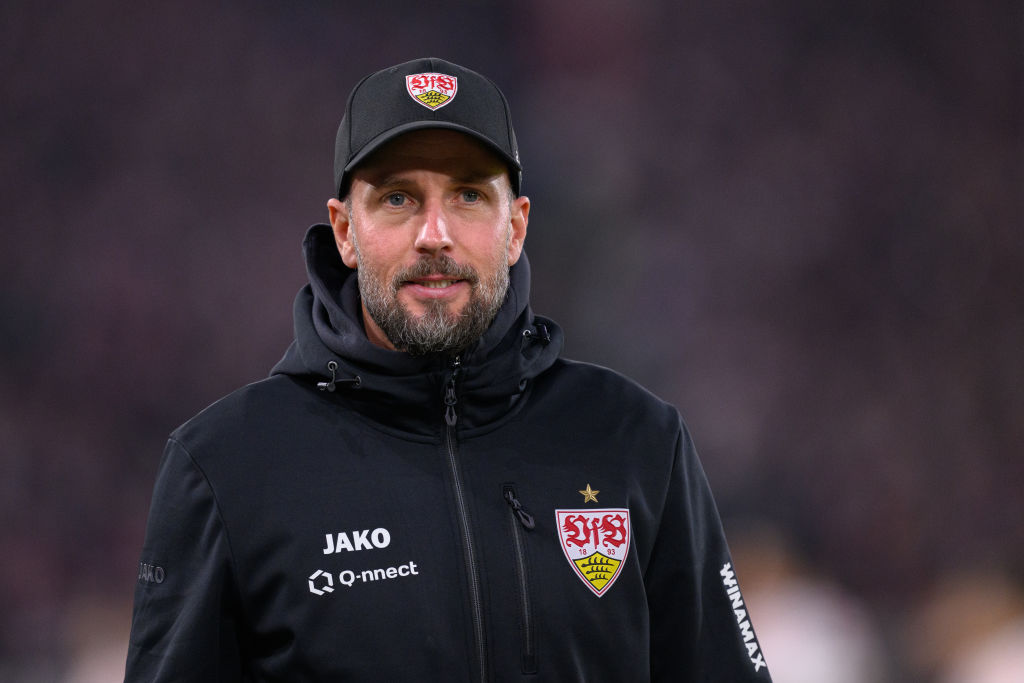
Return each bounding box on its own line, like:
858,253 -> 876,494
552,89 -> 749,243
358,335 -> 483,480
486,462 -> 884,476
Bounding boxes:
125,437 -> 244,682
645,423 -> 772,682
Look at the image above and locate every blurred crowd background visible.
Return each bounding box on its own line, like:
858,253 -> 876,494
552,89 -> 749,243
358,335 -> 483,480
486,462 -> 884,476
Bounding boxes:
2,0 -> 1021,680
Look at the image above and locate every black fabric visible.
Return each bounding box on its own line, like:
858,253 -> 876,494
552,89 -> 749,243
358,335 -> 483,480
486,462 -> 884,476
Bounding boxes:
125,225 -> 772,682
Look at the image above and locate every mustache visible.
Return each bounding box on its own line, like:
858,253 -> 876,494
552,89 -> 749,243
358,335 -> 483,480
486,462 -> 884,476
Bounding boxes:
392,254 -> 480,287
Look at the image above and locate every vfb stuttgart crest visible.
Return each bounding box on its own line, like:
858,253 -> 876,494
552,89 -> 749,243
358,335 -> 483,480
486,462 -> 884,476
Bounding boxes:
556,508 -> 630,597
406,72 -> 458,110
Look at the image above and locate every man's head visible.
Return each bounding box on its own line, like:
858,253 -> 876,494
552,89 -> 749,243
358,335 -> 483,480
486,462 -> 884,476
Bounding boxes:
326,59 -> 529,356
333,57 -> 521,200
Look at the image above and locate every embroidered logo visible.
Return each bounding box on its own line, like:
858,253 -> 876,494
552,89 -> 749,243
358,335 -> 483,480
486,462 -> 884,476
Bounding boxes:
578,484 -> 599,503
556,508 -> 630,597
406,72 -> 458,110
137,561 -> 165,584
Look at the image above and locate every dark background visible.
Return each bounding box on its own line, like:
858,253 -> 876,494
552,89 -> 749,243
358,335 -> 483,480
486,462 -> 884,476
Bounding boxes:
2,1 -> 1021,680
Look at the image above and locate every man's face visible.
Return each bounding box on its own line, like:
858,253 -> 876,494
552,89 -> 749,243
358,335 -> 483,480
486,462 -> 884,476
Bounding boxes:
327,129 -> 529,356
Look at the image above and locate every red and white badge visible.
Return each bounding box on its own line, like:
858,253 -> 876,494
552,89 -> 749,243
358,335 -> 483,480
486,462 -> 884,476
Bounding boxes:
406,72 -> 458,110
556,508 -> 631,597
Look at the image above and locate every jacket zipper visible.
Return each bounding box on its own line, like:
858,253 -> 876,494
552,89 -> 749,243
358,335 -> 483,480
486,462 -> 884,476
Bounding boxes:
444,357 -> 488,682
503,485 -> 537,674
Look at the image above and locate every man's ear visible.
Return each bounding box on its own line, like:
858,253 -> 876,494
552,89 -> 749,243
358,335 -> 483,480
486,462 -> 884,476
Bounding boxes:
507,195 -> 530,265
327,198 -> 358,268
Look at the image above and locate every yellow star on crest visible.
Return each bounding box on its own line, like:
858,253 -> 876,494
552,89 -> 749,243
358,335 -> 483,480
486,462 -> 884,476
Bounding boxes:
579,484 -> 599,503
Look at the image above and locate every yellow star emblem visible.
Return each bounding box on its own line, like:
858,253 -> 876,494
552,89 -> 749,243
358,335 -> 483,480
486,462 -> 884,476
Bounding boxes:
579,484 -> 599,503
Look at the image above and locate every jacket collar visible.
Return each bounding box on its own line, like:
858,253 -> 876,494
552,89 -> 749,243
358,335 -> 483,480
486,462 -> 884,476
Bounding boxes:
271,224 -> 562,434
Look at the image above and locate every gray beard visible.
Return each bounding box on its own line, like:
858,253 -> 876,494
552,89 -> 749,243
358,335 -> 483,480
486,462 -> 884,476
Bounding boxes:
355,249 -> 510,357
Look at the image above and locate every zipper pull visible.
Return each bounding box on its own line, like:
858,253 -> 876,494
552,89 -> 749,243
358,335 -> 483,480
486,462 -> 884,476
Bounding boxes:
444,356 -> 461,427
444,381 -> 458,426
504,486 -> 535,530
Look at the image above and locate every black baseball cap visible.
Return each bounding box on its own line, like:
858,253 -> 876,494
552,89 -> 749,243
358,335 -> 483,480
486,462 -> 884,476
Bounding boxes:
333,57 -> 522,199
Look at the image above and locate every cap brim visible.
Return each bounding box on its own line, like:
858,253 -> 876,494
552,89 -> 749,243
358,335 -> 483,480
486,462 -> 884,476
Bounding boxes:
343,120 -> 521,185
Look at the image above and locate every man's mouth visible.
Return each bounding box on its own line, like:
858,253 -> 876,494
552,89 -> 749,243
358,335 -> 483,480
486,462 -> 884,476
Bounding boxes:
396,255 -> 477,292
403,272 -> 470,289
414,279 -> 461,289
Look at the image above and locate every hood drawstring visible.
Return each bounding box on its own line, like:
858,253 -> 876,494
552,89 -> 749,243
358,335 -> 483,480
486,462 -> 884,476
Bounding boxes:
522,322 -> 551,345
516,321 -> 552,394
317,360 -> 362,392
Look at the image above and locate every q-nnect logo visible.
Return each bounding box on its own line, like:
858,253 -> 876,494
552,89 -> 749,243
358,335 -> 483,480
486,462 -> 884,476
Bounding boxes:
307,562 -> 420,596
308,569 -> 335,596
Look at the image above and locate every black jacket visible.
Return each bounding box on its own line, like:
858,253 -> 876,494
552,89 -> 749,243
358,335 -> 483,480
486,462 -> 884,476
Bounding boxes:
125,225 -> 772,682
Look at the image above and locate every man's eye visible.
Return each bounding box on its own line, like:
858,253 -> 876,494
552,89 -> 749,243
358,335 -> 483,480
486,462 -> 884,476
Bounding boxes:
385,193 -> 406,207
461,190 -> 480,203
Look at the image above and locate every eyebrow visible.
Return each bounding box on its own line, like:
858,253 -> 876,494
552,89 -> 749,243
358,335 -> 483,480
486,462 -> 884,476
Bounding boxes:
368,169 -> 504,190
371,174 -> 414,190
451,168 -> 505,185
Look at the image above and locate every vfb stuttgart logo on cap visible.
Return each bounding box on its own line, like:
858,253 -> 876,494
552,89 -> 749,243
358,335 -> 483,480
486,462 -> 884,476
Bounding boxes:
406,72 -> 458,110
556,508 -> 630,597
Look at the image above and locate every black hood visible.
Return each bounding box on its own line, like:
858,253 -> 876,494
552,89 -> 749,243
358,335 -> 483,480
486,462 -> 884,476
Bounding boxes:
271,224 -> 563,435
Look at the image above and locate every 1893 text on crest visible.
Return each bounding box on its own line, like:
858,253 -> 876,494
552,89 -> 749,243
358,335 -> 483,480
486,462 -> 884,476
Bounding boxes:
556,508 -> 631,597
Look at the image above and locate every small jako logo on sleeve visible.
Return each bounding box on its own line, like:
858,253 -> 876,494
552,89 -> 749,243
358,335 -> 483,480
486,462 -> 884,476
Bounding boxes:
138,562 -> 165,584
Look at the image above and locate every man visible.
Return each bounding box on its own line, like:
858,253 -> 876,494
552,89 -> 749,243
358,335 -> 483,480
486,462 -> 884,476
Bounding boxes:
125,57 -> 772,682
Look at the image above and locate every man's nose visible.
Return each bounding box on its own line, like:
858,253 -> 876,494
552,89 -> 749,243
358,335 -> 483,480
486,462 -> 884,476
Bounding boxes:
413,199 -> 453,254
